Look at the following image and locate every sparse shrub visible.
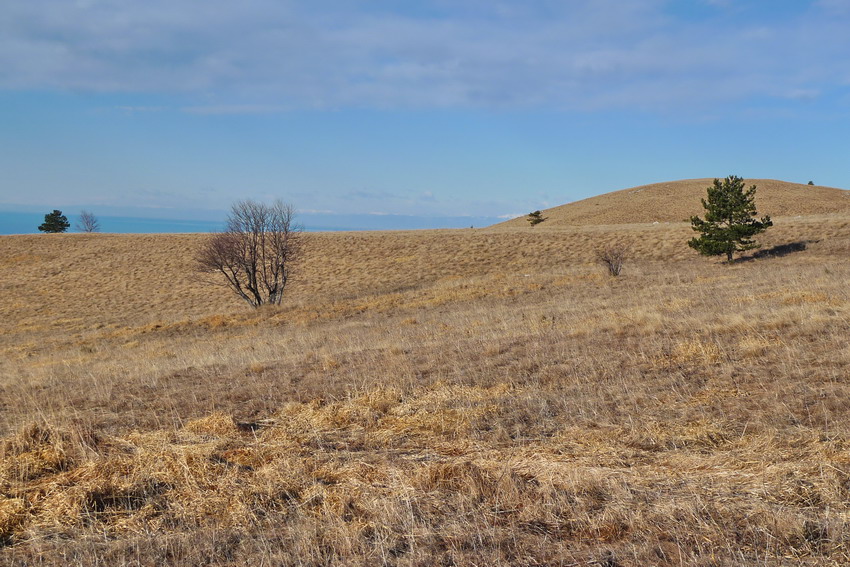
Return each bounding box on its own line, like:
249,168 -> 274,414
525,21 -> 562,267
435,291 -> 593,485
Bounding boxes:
527,210 -> 547,227
38,210 -> 70,233
598,244 -> 627,276
808,180 -> 815,186
196,199 -> 302,307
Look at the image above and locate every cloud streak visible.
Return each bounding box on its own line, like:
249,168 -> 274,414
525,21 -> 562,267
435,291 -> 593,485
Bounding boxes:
0,1 -> 847,113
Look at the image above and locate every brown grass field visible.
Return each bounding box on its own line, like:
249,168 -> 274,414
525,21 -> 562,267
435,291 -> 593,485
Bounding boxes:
2,187 -> 850,565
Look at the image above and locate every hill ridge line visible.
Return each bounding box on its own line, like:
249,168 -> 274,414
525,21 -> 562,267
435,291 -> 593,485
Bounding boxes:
496,178 -> 850,228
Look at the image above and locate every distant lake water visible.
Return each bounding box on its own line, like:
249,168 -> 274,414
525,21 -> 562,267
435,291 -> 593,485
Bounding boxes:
0,211 -> 504,235
0,211 -> 226,235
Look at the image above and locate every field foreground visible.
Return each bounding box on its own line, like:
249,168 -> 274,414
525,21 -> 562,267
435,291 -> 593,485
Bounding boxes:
1,216 -> 850,566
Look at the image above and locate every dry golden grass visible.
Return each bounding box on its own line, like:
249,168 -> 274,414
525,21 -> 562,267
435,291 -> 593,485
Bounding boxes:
497,178 -> 850,227
1,213 -> 850,565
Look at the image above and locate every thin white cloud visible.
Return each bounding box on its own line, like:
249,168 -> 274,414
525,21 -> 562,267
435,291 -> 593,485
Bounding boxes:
115,105 -> 163,113
784,88 -> 821,101
181,104 -> 289,115
345,189 -> 405,201
0,1 -> 847,113
817,0 -> 850,14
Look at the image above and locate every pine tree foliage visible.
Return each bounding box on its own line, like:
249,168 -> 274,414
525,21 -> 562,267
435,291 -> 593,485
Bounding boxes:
527,210 -> 547,226
38,210 -> 70,233
688,176 -> 772,263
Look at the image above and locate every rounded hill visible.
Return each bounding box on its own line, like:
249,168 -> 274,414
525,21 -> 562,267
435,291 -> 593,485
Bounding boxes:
497,178 -> 850,227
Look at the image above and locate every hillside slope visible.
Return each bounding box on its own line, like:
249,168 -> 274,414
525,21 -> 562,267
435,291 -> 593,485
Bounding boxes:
497,178 -> 850,227
2,218 -> 850,565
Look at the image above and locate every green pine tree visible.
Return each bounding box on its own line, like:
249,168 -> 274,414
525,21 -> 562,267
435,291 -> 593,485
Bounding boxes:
688,176 -> 772,263
38,210 -> 71,233
527,210 -> 547,227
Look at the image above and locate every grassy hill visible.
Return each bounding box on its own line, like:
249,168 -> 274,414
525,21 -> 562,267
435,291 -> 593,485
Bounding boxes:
1,213 -> 850,565
497,178 -> 850,228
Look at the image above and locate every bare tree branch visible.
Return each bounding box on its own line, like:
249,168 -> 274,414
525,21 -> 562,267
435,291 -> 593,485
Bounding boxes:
76,210 -> 100,233
598,243 -> 627,276
196,200 -> 302,307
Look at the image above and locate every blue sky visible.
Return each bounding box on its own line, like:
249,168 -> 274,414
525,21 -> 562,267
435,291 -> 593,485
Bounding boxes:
1,0 -> 849,225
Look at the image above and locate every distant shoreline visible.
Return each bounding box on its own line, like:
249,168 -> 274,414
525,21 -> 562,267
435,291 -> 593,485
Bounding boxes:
0,210 -> 503,235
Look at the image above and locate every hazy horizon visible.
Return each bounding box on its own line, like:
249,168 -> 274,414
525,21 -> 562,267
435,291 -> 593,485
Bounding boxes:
0,209 -> 507,235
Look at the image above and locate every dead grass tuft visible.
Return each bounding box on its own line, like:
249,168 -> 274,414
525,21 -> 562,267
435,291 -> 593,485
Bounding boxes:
184,413 -> 240,437
669,338 -> 724,365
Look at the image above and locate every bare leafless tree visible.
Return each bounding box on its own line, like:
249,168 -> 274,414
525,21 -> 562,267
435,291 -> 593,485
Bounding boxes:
598,243 -> 628,276
197,200 -> 302,307
76,210 -> 100,233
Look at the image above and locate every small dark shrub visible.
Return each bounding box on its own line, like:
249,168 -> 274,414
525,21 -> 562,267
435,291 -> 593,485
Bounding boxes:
598,244 -> 627,276
526,211 -> 547,227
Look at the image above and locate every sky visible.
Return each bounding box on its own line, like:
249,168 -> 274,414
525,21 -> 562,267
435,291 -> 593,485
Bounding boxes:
1,0 -> 849,228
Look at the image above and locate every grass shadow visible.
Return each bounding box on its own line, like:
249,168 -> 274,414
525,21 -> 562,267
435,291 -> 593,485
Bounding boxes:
741,240 -> 812,262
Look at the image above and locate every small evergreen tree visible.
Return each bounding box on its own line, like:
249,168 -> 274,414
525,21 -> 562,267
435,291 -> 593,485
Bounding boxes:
527,210 -> 547,226
688,176 -> 772,263
38,210 -> 70,233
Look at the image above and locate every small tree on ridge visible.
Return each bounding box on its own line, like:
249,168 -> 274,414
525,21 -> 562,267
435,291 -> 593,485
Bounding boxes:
76,210 -> 100,233
527,210 -> 547,226
38,210 -> 70,233
688,175 -> 772,263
